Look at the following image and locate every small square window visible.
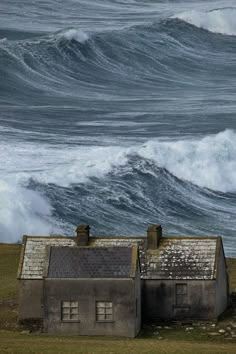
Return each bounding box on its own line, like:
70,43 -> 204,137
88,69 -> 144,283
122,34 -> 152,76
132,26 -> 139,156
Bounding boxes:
175,284 -> 188,306
61,301 -> 79,321
96,301 -> 113,321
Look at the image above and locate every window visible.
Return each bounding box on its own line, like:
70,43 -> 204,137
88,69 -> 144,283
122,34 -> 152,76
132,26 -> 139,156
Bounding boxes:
61,301 -> 79,321
176,284 -> 188,306
96,301 -> 113,321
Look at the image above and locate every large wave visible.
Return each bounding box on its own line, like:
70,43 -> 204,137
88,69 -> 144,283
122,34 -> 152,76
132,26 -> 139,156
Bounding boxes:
2,15 -> 234,106
2,129 -> 236,191
173,8 -> 236,36
1,130 -> 236,243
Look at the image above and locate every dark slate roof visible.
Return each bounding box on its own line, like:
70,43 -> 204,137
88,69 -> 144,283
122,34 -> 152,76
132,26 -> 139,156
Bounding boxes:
47,246 -> 134,278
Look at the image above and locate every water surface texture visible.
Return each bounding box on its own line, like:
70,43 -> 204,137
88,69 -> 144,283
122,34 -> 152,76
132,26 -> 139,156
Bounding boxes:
1,0 -> 236,255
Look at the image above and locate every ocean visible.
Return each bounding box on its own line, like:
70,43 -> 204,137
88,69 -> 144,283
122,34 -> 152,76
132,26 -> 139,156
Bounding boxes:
1,0 -> 236,256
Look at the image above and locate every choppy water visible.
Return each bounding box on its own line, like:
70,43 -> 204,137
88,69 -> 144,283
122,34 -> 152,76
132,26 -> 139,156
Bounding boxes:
1,0 -> 236,255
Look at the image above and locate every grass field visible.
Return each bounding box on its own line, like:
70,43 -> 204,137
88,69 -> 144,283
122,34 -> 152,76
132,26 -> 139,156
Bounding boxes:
227,258 -> 236,292
0,243 -> 236,354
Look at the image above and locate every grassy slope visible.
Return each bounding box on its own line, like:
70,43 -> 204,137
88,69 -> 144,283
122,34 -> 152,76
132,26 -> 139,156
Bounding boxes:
0,243 -> 21,300
227,258 -> 236,292
1,332 -> 236,354
0,243 -> 236,354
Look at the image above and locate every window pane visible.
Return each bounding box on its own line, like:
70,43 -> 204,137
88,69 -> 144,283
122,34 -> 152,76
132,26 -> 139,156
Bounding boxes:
71,314 -> 79,320
176,294 -> 181,305
97,308 -> 105,314
62,314 -> 70,321
105,314 -> 112,320
71,308 -> 78,314
97,302 -> 105,308
97,314 -> 105,321
62,308 -> 70,314
62,301 -> 70,308
105,308 -> 112,315
71,301 -> 78,307
176,285 -> 182,295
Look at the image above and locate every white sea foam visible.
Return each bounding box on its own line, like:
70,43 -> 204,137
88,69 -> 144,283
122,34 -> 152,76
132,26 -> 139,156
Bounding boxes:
0,180 -> 55,242
61,29 -> 89,43
2,130 -> 236,193
173,8 -> 236,36
1,129 -> 236,242
137,130 -> 236,193
0,142 -> 128,241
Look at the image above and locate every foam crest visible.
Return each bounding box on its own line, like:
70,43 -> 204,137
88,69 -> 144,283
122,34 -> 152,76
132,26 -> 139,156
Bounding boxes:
137,130 -> 236,193
0,180 -> 55,242
173,8 -> 236,36
3,130 -> 236,193
0,141 -> 129,187
1,129 -> 236,243
61,29 -> 89,43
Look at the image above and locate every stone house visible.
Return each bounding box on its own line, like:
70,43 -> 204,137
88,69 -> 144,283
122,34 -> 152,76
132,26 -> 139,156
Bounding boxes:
17,224 -> 228,336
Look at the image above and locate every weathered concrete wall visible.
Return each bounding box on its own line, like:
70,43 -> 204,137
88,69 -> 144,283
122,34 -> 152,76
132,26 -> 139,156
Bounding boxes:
142,279 -> 216,321
44,278 -> 140,337
215,246 -> 228,317
135,266 -> 141,335
18,279 -> 43,320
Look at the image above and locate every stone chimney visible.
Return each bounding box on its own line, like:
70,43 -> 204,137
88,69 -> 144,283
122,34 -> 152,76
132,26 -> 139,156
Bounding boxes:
75,224 -> 90,246
147,225 -> 162,250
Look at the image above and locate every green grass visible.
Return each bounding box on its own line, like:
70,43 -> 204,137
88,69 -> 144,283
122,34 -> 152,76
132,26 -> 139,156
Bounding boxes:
0,331 -> 236,354
0,243 -> 236,353
227,258 -> 236,292
0,243 -> 21,300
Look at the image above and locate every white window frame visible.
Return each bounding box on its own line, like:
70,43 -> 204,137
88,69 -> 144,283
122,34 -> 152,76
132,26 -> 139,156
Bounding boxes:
96,301 -> 113,322
61,301 -> 79,322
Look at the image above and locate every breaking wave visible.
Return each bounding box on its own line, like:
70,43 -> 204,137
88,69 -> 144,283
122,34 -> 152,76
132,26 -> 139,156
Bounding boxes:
57,29 -> 89,43
2,129 -> 236,190
2,130 -> 236,242
0,180 -> 55,243
173,8 -> 236,36
137,130 -> 236,193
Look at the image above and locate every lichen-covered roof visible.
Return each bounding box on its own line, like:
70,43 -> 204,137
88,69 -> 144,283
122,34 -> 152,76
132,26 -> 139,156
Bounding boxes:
46,246 -> 135,278
142,238 -> 218,280
18,235 -> 219,280
18,236 -> 76,279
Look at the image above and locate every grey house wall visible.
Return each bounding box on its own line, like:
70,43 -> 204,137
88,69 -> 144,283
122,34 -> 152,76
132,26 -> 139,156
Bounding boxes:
44,278 -> 141,337
18,280 -> 43,321
142,279 -> 216,321
135,266 -> 141,335
215,245 -> 228,317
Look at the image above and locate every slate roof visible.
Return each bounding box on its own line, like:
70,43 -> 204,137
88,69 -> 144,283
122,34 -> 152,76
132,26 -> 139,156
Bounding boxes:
18,234 -> 220,281
142,238 -> 218,280
18,236 -> 76,279
89,236 -> 218,280
46,246 -> 134,278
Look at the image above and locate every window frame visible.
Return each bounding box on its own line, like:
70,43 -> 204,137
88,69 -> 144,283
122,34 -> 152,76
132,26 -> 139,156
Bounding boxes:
61,300 -> 80,322
175,283 -> 188,307
95,301 -> 114,323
